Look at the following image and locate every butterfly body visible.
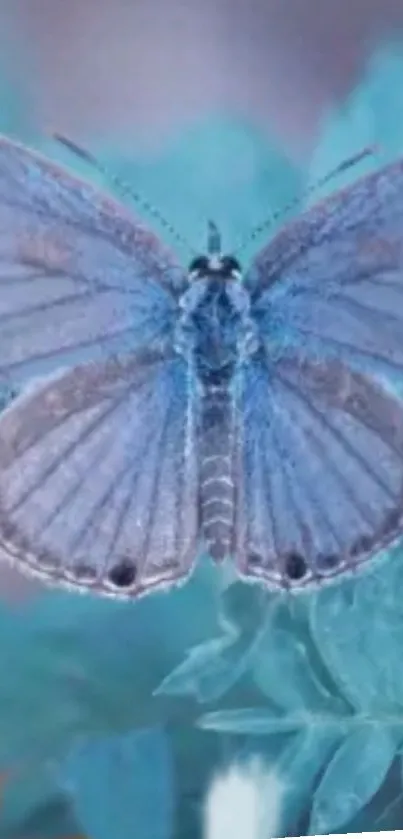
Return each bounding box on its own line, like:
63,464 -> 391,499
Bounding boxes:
176,252 -> 258,564
0,136 -> 403,598
183,274 -> 242,564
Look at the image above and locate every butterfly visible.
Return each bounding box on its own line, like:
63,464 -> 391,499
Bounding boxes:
0,134 -> 402,599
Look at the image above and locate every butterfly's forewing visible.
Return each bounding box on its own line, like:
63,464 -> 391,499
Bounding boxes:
245,158 -> 403,378
238,159 -> 403,588
0,135 -> 186,383
0,350 -> 198,597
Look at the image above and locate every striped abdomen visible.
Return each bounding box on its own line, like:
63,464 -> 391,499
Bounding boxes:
198,381 -> 235,561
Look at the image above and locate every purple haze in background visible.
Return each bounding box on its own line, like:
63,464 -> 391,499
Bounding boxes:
3,0 -> 403,157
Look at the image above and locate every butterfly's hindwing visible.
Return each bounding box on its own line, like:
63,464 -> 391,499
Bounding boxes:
235,351 -> 403,590
0,350 -> 199,597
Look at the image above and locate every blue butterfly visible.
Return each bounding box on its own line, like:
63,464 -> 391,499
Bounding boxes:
0,134 -> 401,598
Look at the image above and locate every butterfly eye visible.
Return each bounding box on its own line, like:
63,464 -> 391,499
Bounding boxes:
221,255 -> 242,279
188,256 -> 209,279
107,557 -> 137,589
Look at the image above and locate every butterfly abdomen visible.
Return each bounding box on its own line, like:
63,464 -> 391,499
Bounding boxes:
198,378 -> 235,562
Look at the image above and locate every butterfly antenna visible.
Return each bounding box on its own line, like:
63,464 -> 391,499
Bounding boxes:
234,145 -> 378,255
207,220 -> 222,255
52,132 -> 196,256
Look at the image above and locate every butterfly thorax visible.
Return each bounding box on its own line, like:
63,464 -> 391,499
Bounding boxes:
177,276 -> 255,376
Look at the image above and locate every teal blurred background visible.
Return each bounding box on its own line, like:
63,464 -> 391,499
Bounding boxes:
1,5 -> 403,838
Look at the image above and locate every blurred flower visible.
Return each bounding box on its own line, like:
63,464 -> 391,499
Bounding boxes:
203,758 -> 284,839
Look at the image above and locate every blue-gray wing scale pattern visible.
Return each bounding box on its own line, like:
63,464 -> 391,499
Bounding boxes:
237,159 -> 403,589
0,135 -> 184,382
0,351 -> 199,596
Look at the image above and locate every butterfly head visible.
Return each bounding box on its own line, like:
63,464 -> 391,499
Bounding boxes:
188,222 -> 242,282
188,253 -> 242,282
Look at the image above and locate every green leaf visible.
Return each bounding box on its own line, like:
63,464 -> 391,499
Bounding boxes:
276,728 -> 344,835
197,709 -> 326,734
310,554 -> 403,714
310,725 -> 397,834
154,635 -> 249,703
252,625 -> 346,713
